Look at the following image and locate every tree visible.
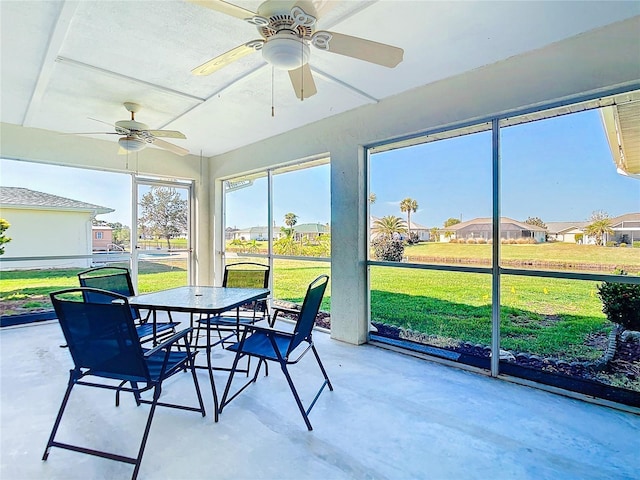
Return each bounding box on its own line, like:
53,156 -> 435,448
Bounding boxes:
399,198 -> 418,239
443,217 -> 460,240
584,211 -> 613,246
372,215 -> 408,237
0,218 -> 12,255
429,226 -> 439,242
284,212 -> 298,228
525,216 -> 547,230
138,187 -> 187,249
368,193 -> 377,205
443,218 -> 461,228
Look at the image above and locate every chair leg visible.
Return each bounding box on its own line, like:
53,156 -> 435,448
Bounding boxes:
311,345 -> 333,391
42,371 -> 75,461
279,361 -> 314,431
189,355 -> 207,417
131,385 -> 160,480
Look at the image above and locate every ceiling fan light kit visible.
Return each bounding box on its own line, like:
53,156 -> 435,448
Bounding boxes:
262,33 -> 310,70
118,136 -> 146,152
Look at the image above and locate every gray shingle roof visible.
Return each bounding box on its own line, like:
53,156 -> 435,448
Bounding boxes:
0,187 -> 114,214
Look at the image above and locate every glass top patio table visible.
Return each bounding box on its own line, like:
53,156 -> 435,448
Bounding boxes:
128,286 -> 270,422
128,286 -> 270,315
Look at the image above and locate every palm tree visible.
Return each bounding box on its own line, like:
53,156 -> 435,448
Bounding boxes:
284,212 -> 298,228
368,193 -> 377,204
372,215 -> 408,237
399,198 -> 418,238
584,218 -> 614,246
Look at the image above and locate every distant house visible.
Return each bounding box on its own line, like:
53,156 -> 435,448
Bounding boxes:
546,222 -> 588,243
547,213 -> 639,244
0,187 -> 113,270
444,217 -> 547,243
608,213 -> 640,245
92,225 -> 113,251
292,223 -> 330,242
229,226 -> 284,241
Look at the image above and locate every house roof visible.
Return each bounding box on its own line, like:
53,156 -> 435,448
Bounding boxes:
610,212 -> 640,227
294,223 -> 330,234
445,217 -> 547,232
545,222 -> 588,234
0,187 -> 113,215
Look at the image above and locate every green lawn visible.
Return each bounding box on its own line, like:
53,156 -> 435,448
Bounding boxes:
370,266 -> 609,361
1,243 -> 632,363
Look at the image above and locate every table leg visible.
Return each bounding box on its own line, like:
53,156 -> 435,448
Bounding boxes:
206,314 -> 219,422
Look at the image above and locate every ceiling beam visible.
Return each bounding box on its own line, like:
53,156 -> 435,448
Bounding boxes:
23,1 -> 79,126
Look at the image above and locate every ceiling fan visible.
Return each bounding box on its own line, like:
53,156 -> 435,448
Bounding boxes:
189,0 -> 404,99
79,102 -> 189,156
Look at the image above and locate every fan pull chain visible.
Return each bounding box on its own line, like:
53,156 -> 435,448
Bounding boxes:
271,66 -> 275,117
300,39 -> 304,101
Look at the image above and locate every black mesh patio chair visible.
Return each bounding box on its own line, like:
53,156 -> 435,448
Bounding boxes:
78,266 -> 178,343
44,287 -> 206,480
218,274 -> 332,431
194,262 -> 270,349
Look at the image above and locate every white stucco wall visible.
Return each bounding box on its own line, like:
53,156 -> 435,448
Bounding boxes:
0,207 -> 93,269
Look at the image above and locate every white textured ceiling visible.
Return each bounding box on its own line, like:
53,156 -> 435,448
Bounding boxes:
1,0 -> 639,158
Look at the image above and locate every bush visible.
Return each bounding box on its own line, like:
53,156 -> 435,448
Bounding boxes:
605,241 -> 617,247
597,270 -> 640,331
476,237 -> 487,244
634,241 -> 640,248
466,238 -> 477,244
371,235 -> 405,262
406,231 -> 420,245
619,243 -> 628,248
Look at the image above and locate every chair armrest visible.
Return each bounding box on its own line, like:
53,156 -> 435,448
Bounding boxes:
144,327 -> 193,357
242,323 -> 293,338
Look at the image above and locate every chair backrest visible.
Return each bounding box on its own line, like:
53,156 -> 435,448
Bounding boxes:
50,288 -> 149,380
288,275 -> 329,354
78,266 -> 140,320
223,262 -> 269,289
223,262 -> 270,312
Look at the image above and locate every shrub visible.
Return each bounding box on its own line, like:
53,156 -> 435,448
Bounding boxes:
574,233 -> 583,243
597,270 -> 640,331
371,235 -> 405,262
605,241 -> 617,247
633,241 -> 640,248
476,237 -> 487,244
619,243 -> 628,248
466,238 -> 477,244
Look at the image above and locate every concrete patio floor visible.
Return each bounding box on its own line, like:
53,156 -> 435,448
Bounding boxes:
1,314 -> 639,480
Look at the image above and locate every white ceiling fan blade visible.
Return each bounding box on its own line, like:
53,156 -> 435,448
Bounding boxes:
312,31 -> 404,68
192,41 -> 262,76
152,138 -> 189,156
63,131 -> 119,135
146,129 -> 187,139
289,64 -> 317,100
187,0 -> 256,20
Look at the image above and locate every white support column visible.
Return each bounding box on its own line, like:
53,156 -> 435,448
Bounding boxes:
330,145 -> 368,345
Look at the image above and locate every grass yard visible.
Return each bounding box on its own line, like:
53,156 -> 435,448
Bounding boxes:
1,243 -> 633,362
370,266 -> 610,361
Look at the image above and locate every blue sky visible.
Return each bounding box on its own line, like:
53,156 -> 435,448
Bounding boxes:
2,109 -> 638,228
